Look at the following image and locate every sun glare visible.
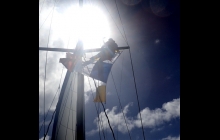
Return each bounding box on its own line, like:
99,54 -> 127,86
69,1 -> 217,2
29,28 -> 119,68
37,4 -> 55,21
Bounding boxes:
51,5 -> 110,49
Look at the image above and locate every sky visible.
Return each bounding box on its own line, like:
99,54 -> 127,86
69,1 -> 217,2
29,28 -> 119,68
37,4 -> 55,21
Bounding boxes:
39,0 -> 180,140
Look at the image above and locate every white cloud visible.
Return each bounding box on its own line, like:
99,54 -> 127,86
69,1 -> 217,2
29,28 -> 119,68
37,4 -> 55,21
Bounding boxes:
161,135 -> 180,140
87,98 -> 180,135
87,103 -> 135,135
135,98 -> 180,128
162,98 -> 180,120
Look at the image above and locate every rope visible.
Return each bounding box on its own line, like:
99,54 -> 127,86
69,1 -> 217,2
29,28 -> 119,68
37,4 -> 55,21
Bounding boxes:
39,87 -> 60,134
84,53 -> 108,140
43,109 -> 56,140
128,49 -> 145,140
118,49 -> 124,140
97,102 -> 102,140
92,79 -> 116,140
113,0 -> 129,45
110,51 -> 132,140
40,8 -> 70,135
39,0 -> 61,30
40,68 -> 64,139
110,72 -> 132,140
39,68 -> 64,133
113,0 -> 146,139
101,0 -> 127,41
82,56 -> 115,140
87,76 -> 104,140
43,0 -> 56,135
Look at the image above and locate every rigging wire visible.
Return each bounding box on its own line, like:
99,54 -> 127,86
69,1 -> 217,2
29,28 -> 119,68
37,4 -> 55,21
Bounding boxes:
43,107 -> 56,140
110,71 -> 132,140
39,0 -> 61,31
100,105 -> 106,140
76,0 -> 129,135
99,101 -> 107,140
92,78 -> 116,140
41,36 -> 65,138
82,56 -> 115,140
41,0 -> 67,137
100,102 -> 107,140
39,86 -> 59,134
84,44 -> 105,140
40,0 -> 70,138
95,4 -> 137,138
40,1 -> 80,137
84,50 -> 125,139
103,96 -> 108,140
87,76 -> 104,140
128,49 -> 146,140
41,21 -> 72,138
39,9 -> 53,31
84,53 -> 107,140
113,0 -> 129,45
118,50 -> 124,140
97,102 -> 102,140
113,0 -> 146,139
43,0 -> 56,136
111,51 -> 133,140
101,0 -> 126,41
43,74 -> 74,140
39,68 -> 64,134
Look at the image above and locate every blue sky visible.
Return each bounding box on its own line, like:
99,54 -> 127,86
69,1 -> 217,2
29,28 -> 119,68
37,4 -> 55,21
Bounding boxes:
39,0 -> 180,140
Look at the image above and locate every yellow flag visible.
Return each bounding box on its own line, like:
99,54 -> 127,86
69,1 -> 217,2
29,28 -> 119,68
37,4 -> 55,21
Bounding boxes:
94,85 -> 106,103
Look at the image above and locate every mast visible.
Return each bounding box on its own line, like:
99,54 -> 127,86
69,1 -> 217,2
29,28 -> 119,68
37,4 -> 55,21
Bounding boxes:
51,1 -> 85,140
76,0 -> 85,139
75,40 -> 85,140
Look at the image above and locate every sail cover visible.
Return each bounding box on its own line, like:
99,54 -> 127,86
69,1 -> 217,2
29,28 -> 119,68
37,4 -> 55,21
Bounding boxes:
51,71 -> 84,140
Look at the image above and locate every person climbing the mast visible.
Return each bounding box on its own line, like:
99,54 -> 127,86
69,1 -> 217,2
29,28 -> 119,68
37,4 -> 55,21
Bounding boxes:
92,38 -> 119,61
83,38 -> 119,66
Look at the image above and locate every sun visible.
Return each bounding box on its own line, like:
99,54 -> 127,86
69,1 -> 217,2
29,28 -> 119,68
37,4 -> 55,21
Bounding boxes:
50,5 -> 110,50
